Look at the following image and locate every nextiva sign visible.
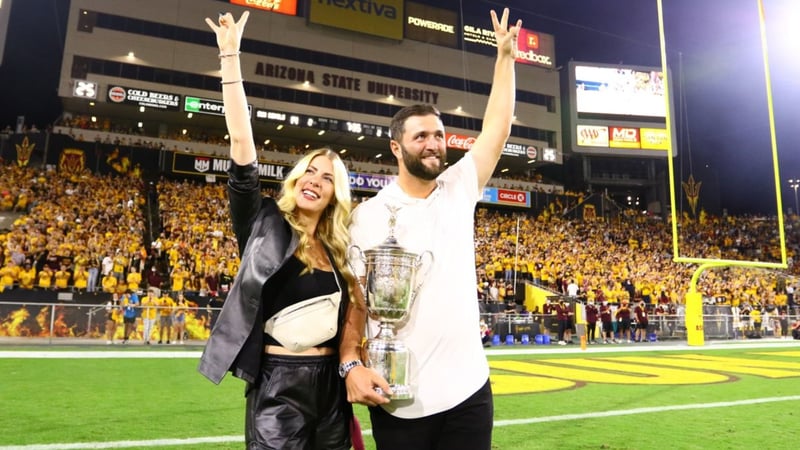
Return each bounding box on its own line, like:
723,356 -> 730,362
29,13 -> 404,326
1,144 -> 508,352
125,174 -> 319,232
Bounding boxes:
309,0 -> 404,40
184,96 -> 252,118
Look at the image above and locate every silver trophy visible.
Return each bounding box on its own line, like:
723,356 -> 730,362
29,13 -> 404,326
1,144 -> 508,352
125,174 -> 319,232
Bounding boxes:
349,205 -> 432,400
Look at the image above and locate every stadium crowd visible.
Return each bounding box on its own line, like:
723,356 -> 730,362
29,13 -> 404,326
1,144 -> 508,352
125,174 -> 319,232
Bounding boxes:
1,147 -> 799,340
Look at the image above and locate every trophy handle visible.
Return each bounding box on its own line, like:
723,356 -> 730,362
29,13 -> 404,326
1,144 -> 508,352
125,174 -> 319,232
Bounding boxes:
410,250 -> 434,306
346,245 -> 368,301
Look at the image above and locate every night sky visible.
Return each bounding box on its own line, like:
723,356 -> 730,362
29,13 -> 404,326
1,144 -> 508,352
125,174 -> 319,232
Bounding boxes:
0,0 -> 797,214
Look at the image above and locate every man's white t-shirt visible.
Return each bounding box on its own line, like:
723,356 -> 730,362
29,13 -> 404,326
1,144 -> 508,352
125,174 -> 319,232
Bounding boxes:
349,153 -> 489,419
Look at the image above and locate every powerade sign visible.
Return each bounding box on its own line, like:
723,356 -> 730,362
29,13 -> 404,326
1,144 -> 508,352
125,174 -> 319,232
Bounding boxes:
309,0 -> 404,40
184,96 -> 252,118
482,187 -> 530,208
404,2 -> 458,48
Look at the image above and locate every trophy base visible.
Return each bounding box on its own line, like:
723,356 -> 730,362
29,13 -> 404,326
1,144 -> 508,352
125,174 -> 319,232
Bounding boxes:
375,385 -> 413,400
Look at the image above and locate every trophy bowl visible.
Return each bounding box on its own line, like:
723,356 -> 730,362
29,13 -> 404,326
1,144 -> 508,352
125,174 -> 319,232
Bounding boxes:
349,239 -> 432,400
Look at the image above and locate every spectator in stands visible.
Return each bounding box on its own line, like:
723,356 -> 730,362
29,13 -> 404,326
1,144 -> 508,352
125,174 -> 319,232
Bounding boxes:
198,11 -> 359,450
0,260 -> 18,291
18,261 -> 36,290
37,264 -> 53,290
342,8 -> 521,449
145,265 -> 163,291
72,263 -> 88,293
54,264 -> 71,291
101,252 -> 113,281
101,270 -> 118,293
126,266 -> 142,292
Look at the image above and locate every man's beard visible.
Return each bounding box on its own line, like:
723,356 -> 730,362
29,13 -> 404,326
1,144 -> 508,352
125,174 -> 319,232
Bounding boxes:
400,143 -> 446,181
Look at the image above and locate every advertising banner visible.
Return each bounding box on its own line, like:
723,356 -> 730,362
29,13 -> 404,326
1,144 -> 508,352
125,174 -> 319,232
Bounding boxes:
609,126 -> 641,149
404,2 -> 458,48
576,125 -> 609,147
308,0 -> 404,40
229,0 -> 297,16
349,172 -> 395,192
640,127 -> 670,150
254,108 -> 389,138
481,187 -> 530,208
72,80 -> 98,99
172,153 -> 287,181
107,85 -> 180,111
463,17 -> 555,69
184,96 -> 252,118
514,28 -> 555,69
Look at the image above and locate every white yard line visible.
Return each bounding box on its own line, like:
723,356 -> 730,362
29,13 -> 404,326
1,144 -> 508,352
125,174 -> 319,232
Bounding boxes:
1,339 -> 796,359
2,395 -> 799,449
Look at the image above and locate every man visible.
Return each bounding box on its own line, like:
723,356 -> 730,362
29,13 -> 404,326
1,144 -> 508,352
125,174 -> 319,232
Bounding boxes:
634,300 -> 649,342
121,289 -> 139,343
339,9 -> 521,449
141,289 -> 158,344
157,290 -> 175,344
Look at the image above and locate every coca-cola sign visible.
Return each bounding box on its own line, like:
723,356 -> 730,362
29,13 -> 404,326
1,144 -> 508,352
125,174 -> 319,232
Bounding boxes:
446,133 -> 476,150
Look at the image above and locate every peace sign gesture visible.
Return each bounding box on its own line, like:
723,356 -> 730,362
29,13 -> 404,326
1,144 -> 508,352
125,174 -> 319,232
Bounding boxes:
204,11 -> 250,54
490,8 -> 522,59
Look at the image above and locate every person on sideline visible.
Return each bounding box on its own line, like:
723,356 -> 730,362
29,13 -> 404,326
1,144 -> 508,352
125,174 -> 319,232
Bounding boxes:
339,8 -> 521,449
141,289 -> 158,345
173,292 -> 188,345
104,293 -> 120,344
197,11 -> 357,450
157,290 -> 175,344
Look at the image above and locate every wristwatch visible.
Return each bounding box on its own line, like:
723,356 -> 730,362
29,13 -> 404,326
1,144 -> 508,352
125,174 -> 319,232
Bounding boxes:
338,360 -> 363,378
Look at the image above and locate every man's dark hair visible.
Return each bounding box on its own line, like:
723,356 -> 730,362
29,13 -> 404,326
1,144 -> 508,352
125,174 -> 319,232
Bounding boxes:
389,104 -> 440,142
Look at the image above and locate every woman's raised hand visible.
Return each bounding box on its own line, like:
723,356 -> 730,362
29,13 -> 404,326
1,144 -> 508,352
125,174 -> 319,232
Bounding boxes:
204,11 -> 250,54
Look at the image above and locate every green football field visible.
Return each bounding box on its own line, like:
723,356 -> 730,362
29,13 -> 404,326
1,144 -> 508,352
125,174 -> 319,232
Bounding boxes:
1,341 -> 799,450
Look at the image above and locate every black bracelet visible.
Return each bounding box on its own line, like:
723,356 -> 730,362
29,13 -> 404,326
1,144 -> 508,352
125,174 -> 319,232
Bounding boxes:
220,79 -> 243,85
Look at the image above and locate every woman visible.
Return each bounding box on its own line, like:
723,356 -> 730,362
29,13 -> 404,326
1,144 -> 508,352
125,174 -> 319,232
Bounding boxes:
104,292 -> 120,344
198,11 -> 356,450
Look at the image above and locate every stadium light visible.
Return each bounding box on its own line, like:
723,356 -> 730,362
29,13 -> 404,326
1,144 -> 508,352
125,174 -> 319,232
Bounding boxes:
789,179 -> 800,214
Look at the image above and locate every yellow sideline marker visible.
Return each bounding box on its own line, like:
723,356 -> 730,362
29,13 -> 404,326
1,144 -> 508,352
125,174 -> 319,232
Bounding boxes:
656,0 -> 787,346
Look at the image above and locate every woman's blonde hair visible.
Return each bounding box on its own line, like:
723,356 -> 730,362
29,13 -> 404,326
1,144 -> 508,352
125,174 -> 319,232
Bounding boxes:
276,148 -> 356,295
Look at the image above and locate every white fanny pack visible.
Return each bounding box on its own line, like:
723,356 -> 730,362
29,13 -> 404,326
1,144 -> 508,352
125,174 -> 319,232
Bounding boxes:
264,267 -> 342,353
